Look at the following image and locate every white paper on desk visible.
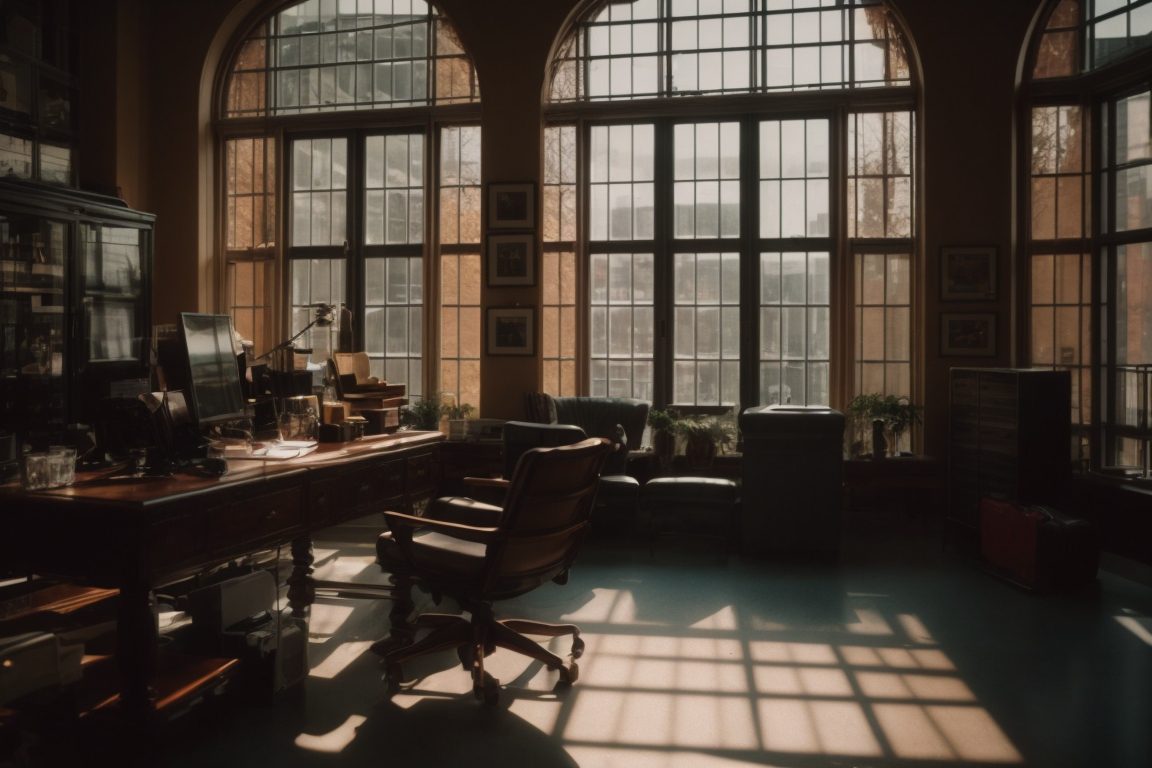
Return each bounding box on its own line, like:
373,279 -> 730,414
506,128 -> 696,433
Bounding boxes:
256,441 -> 318,460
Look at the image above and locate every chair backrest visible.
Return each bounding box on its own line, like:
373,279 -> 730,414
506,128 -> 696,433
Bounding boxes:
483,437 -> 612,596
551,397 -> 649,474
501,420 -> 587,478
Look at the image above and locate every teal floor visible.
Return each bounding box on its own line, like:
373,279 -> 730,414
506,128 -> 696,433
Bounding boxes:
21,512 -> 1152,767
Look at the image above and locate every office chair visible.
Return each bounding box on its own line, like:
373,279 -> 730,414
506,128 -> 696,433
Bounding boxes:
375,437 -> 613,704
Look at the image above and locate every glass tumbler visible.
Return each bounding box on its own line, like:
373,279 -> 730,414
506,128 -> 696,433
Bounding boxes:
21,452 -> 50,490
47,445 -> 77,487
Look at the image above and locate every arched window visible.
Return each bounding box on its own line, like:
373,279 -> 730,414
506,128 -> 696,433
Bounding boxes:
1024,0 -> 1152,472
543,0 -> 917,448
217,0 -> 480,406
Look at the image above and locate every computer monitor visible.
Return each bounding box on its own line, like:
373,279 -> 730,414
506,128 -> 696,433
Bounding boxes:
176,313 -> 246,428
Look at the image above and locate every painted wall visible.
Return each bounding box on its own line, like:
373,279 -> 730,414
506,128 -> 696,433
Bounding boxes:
75,0 -> 1047,452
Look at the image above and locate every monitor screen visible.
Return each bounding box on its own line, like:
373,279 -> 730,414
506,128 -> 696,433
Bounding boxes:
177,313 -> 246,427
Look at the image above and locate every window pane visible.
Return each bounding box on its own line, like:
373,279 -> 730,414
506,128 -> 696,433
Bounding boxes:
590,252 -> 654,400
760,251 -> 829,405
290,137 -> 348,247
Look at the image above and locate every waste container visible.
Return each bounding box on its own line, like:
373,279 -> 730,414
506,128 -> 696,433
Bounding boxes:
740,405 -> 844,560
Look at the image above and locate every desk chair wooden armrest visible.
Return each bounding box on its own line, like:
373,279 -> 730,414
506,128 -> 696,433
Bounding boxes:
383,509 -> 499,545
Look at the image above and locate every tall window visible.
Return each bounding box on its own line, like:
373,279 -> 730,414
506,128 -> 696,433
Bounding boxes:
548,0 -> 916,417
218,0 -> 479,402
1025,0 -> 1152,472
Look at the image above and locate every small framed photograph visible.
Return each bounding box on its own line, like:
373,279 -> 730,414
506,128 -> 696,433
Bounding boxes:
941,313 -> 996,356
487,233 -> 535,286
941,246 -> 997,301
488,182 -> 535,229
487,306 -> 535,356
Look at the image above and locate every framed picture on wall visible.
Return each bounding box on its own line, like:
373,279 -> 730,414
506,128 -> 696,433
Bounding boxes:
488,183 -> 535,229
487,233 -> 535,286
940,313 -> 996,356
941,246 -> 997,301
487,306 -> 535,355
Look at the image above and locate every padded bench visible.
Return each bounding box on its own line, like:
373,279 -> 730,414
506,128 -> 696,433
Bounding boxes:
640,476 -> 740,553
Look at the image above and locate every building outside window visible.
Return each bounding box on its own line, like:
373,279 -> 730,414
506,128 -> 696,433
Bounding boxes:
1025,0 -> 1152,473
545,0 -> 918,447
217,0 -> 480,404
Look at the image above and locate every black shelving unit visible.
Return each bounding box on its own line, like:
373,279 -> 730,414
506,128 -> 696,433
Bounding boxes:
0,178 -> 154,447
947,367 -> 1072,538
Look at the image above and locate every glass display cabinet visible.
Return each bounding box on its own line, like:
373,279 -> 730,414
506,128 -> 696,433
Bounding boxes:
0,178 -> 153,446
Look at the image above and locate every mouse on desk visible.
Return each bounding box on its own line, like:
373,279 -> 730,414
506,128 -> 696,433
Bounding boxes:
187,457 -> 229,478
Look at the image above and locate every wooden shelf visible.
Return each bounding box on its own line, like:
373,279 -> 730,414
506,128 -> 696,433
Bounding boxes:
77,651 -> 240,718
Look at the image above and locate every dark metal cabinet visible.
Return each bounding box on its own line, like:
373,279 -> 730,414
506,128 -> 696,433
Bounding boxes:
947,368 -> 1072,532
0,178 -> 153,445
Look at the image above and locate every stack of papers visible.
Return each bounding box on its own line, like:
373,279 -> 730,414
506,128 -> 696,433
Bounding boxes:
252,440 -> 318,460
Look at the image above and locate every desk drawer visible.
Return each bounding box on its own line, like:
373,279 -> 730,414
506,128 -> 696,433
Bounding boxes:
210,487 -> 304,549
407,451 -> 437,495
346,459 -> 405,517
148,511 -> 210,570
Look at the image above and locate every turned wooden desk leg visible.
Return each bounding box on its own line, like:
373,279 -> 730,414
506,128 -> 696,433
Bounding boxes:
117,579 -> 158,717
287,535 -> 316,619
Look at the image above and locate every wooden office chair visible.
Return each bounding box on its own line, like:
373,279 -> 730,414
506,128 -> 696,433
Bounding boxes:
375,437 -> 613,705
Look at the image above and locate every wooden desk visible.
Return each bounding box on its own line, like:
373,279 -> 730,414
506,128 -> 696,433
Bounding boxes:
0,430 -> 442,719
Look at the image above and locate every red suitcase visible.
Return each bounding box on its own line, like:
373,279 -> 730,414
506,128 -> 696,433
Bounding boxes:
979,497 -> 1098,591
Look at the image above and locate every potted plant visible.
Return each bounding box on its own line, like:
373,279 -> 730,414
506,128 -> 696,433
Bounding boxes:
443,401 -> 475,441
647,408 -> 680,473
847,393 -> 921,458
678,415 -> 735,471
401,395 -> 444,431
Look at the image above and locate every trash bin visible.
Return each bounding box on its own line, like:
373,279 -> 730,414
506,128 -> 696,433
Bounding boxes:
739,405 -> 844,560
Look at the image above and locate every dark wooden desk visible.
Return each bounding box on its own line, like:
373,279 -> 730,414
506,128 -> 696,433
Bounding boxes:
0,430 -> 442,718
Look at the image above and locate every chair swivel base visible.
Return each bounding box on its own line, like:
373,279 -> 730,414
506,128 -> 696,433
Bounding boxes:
374,607 -> 583,705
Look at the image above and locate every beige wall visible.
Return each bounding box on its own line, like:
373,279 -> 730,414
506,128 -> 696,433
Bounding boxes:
79,0 -> 1047,449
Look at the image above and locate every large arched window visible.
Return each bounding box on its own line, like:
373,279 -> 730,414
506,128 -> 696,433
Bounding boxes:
1024,0 -> 1152,472
217,0 -> 480,405
543,0 -> 918,446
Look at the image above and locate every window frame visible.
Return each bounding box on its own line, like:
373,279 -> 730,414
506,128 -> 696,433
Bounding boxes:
214,0 -> 482,398
1022,0 -> 1152,473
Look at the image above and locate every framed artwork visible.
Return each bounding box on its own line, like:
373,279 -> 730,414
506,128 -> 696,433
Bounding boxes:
488,182 -> 535,229
940,313 -> 996,356
487,233 -> 535,286
941,246 -> 997,301
487,306 -> 535,355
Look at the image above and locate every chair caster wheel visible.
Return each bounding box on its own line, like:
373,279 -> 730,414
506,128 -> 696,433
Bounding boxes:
383,664 -> 404,692
558,660 -> 579,685
571,635 -> 585,659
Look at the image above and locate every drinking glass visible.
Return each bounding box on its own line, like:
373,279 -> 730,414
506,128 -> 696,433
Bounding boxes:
21,452 -> 50,490
47,445 -> 76,487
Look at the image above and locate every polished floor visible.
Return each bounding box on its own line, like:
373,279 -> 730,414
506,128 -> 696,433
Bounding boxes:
16,510 -> 1152,768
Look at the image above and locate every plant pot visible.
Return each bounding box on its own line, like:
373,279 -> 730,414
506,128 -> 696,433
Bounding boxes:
447,418 -> 468,441
652,429 -> 676,473
684,434 -> 717,471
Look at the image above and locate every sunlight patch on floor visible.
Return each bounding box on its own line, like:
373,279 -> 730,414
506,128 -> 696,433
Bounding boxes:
309,640 -> 373,679
293,714 -> 366,753
1115,613 -> 1152,646
566,746 -> 786,768
307,602 -> 354,639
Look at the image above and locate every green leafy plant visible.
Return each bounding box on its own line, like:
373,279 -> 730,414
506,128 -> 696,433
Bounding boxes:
646,408 -> 679,434
847,393 -> 921,454
443,402 -> 474,420
676,415 -> 736,448
401,395 -> 445,430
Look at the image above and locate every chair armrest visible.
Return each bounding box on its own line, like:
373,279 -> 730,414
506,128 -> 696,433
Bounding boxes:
383,509 -> 499,545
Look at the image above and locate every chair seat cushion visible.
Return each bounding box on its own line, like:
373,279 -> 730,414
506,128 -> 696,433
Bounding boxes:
377,529 -> 487,581
427,496 -> 504,527
597,473 -> 641,503
642,476 -> 739,506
